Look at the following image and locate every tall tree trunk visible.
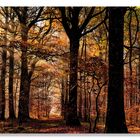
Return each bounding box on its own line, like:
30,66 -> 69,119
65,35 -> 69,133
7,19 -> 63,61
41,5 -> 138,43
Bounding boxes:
0,48 -> 7,120
128,10 -> 135,124
14,70 -> 20,118
18,26 -> 30,125
66,38 -> 81,126
9,43 -> 16,119
83,37 -> 88,122
78,72 -> 82,119
84,76 -> 88,121
93,88 -> 100,132
64,75 -> 69,120
78,38 -> 84,119
89,77 -> 94,132
105,7 -> 128,133
13,7 -> 43,125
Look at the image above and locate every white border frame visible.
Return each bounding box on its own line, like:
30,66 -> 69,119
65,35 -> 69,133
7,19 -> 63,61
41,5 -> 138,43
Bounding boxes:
0,0 -> 140,6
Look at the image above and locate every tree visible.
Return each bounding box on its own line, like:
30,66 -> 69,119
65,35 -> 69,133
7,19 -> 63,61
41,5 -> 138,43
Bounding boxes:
59,7 -> 107,126
8,8 -> 17,120
105,7 -> 128,133
13,7 -> 45,124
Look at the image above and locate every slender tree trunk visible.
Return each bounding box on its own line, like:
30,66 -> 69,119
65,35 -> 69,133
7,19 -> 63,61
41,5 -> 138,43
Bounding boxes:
64,75 -> 69,120
84,77 -> 87,121
61,78 -> 65,117
37,88 -> 40,119
89,78 -> 94,133
105,7 -> 128,133
78,39 -> 84,119
66,38 -> 81,126
83,38 -> 88,121
93,89 -> 100,133
78,72 -> 82,119
128,10 -> 133,107
0,48 -> 7,120
9,43 -> 16,119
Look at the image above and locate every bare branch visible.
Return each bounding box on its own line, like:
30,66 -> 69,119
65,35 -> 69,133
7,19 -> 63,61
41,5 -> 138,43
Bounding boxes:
79,7 -> 95,33
81,14 -> 108,37
59,7 -> 71,37
28,7 -> 44,29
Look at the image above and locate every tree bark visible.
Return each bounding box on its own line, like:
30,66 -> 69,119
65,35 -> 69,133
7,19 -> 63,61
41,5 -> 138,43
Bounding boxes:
9,43 -> 16,119
128,10 -> 133,107
64,75 -> 69,120
66,38 -> 81,126
105,7 -> 128,133
78,72 -> 82,119
0,48 -> 7,120
18,26 -> 30,125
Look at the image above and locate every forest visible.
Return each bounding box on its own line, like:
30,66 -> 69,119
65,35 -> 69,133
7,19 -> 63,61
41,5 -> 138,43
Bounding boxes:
0,7 -> 139,133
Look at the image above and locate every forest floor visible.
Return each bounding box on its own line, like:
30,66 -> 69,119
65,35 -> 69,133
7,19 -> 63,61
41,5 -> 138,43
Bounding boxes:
0,118 -> 90,133
0,118 -> 139,133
